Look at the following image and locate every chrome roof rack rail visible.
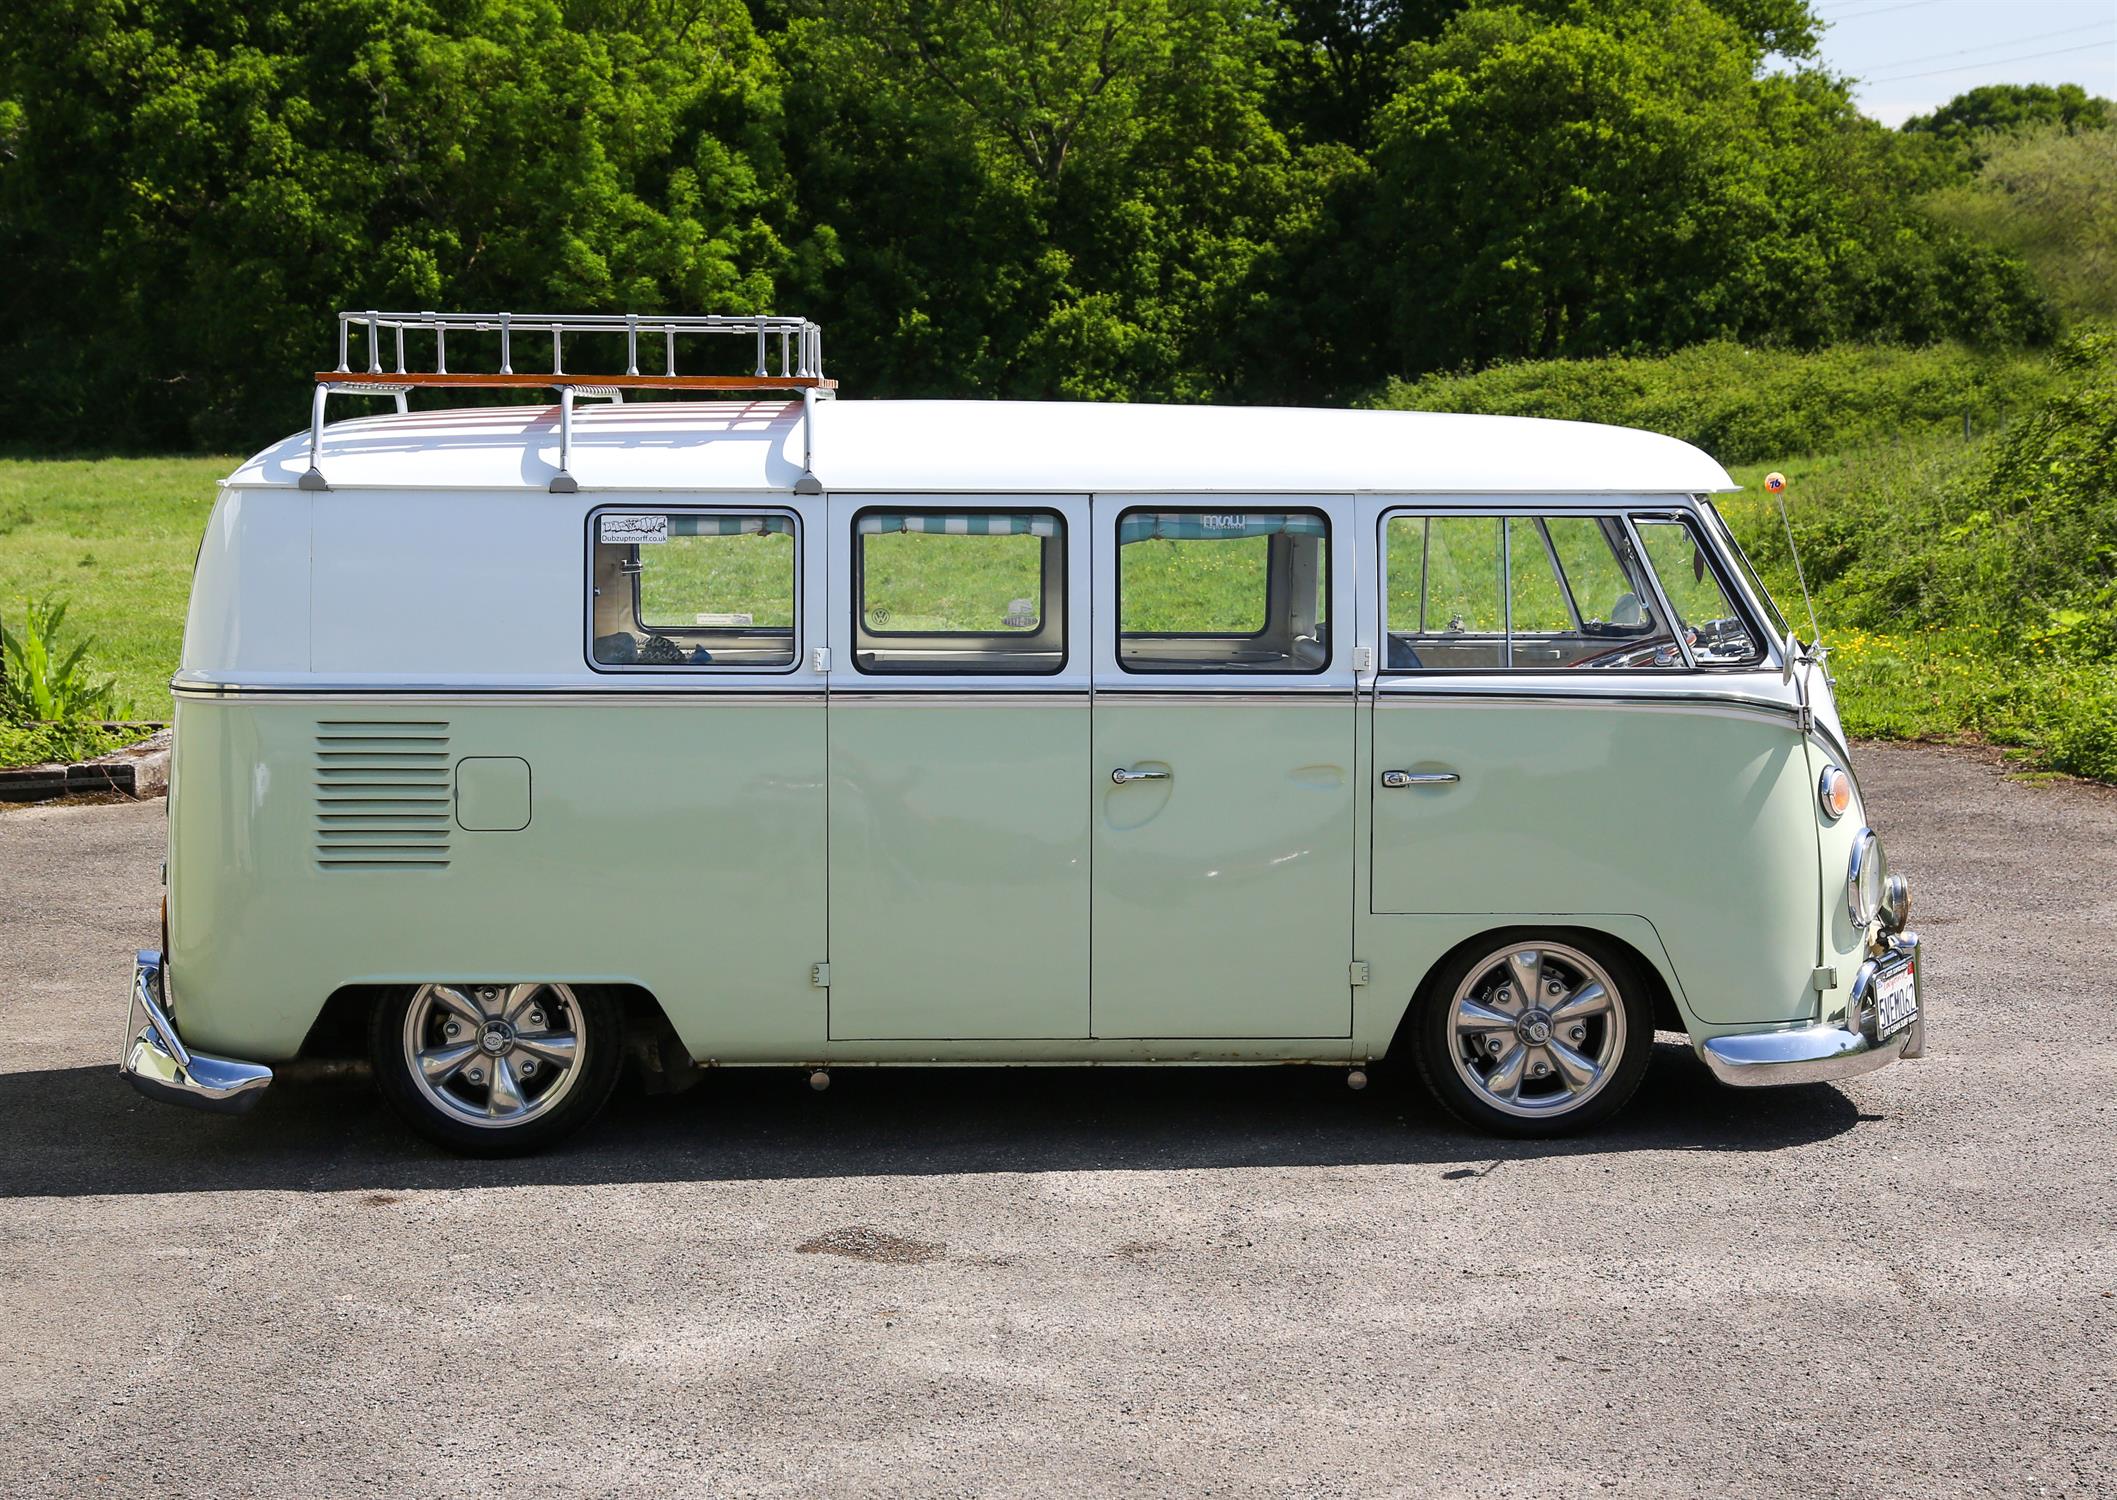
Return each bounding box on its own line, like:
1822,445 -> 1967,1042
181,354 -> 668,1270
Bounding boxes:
299,310 -> 833,494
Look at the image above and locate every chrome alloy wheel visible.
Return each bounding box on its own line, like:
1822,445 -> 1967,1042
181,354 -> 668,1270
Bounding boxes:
1446,943 -> 1626,1120
403,983 -> 584,1130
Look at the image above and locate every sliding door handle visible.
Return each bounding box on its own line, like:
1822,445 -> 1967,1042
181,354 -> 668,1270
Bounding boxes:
1111,766 -> 1170,785
1380,769 -> 1459,788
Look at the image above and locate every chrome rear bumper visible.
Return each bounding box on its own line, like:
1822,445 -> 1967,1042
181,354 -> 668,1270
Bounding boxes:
118,950 -> 274,1114
1702,932 -> 1925,1087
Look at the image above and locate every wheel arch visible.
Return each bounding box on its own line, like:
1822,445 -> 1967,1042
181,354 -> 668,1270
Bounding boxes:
299,979 -> 693,1088
1379,920 -> 1688,1064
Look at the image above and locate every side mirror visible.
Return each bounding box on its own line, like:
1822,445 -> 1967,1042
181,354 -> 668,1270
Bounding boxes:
1781,629 -> 1800,686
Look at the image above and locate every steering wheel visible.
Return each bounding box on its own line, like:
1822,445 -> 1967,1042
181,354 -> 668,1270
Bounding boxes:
1688,616 -> 1755,661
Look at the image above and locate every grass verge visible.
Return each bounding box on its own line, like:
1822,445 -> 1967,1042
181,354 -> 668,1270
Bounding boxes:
0,456 -> 230,723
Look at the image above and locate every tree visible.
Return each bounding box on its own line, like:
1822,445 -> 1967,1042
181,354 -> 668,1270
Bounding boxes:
779,0 -> 1346,401
1923,125 -> 2117,326
1903,83 -> 2113,167
0,0 -> 814,450
1271,0 -> 1458,148
1360,0 -> 2050,373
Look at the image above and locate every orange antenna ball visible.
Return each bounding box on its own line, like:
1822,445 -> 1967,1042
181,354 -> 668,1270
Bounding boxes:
1765,472 -> 1787,494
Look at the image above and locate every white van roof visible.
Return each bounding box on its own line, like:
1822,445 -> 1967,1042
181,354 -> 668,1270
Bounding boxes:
228,398 -> 1737,495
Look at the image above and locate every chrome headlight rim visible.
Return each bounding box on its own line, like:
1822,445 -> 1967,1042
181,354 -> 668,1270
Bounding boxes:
1817,763 -> 1853,821
1846,828 -> 1886,928
1879,872 -> 1912,933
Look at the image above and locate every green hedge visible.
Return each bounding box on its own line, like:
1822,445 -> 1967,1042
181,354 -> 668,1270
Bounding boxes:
1369,341 -> 2060,467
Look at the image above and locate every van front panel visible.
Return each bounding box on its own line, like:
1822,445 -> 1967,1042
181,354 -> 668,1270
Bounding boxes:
1369,691 -> 1820,1025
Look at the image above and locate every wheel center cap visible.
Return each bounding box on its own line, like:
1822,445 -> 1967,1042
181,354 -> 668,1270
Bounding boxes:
1519,1011 -> 1552,1045
479,1019 -> 514,1055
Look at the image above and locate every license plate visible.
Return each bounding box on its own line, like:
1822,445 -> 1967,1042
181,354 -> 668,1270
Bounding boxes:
1873,960 -> 1918,1040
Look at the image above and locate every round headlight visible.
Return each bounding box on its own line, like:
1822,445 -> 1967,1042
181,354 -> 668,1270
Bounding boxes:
1880,872 -> 1911,933
1847,829 -> 1887,927
1817,764 -> 1853,821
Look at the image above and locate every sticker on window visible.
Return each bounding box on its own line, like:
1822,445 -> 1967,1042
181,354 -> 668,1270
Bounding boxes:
600,514 -> 669,545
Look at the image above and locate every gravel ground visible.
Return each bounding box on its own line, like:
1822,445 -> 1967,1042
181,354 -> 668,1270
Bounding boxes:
0,742 -> 2111,1497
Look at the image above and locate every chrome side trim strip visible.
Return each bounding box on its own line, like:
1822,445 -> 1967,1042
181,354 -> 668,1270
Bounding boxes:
1374,687 -> 1803,723
177,681 -> 1805,720
174,685 -> 831,706
1089,690 -> 1351,705
825,693 -> 1092,707
175,684 -> 1334,706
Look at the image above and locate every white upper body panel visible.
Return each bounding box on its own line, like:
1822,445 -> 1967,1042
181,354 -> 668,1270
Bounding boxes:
227,398 -> 1737,496
185,397 -> 1748,689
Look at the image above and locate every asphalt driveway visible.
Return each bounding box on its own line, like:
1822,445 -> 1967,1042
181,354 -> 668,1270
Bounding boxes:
0,743 -> 2111,1497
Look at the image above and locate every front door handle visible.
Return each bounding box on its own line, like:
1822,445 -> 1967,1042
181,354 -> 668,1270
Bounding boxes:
1380,769 -> 1459,788
1111,766 -> 1171,785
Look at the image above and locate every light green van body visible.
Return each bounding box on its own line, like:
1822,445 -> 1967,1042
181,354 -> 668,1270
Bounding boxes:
159,400 -> 1886,1074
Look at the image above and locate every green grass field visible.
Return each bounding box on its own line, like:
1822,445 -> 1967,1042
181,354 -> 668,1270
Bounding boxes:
0,456 -> 231,721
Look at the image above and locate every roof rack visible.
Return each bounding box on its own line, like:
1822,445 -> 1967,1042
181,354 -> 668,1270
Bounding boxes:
301,311 -> 833,494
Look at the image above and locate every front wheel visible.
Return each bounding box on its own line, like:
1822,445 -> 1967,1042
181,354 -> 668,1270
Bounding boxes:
1409,935 -> 1653,1137
370,981 -> 622,1155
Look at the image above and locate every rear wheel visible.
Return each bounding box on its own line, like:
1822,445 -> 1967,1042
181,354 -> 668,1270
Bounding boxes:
370,981 -> 622,1155
1410,934 -> 1653,1137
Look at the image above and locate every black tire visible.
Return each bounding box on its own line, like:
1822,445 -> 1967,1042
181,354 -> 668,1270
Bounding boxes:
369,982 -> 624,1156
1407,929 -> 1654,1138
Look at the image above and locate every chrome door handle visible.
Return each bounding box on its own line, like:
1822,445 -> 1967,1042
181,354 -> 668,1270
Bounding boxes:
1380,769 -> 1459,788
1111,766 -> 1170,785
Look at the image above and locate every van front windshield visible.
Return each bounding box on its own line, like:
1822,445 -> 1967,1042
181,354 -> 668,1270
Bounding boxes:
1703,502 -> 1793,643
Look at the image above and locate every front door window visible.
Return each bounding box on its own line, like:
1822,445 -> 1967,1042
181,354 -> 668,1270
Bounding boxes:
1383,513 -> 1681,671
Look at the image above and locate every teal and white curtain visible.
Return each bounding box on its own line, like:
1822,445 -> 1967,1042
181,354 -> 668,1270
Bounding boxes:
857,512 -> 1060,537
667,514 -> 794,536
1118,512 -> 1328,543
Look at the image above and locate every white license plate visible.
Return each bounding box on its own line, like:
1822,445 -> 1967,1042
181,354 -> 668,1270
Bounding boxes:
1873,961 -> 1918,1040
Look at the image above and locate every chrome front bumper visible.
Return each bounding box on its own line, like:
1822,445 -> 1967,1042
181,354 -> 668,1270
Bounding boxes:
1701,932 -> 1925,1088
118,950 -> 274,1113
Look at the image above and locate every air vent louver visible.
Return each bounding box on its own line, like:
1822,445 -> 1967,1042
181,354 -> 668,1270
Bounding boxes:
314,721 -> 452,871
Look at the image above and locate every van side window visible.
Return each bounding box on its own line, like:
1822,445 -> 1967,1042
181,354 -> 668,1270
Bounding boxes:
1117,510 -> 1330,673
589,510 -> 797,671
853,510 -> 1066,675
1634,516 -> 1765,666
1383,513 -> 1683,670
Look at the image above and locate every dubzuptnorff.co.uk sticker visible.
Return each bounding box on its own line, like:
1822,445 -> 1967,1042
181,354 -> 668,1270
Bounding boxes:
600,514 -> 669,545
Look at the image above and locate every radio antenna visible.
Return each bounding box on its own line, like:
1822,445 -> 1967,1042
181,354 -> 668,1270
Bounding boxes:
1765,472 -> 1821,648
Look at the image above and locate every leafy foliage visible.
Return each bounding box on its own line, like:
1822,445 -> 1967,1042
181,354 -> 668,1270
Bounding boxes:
0,717 -> 143,771
1846,329 -> 2117,653
1923,125 -> 2117,326
1902,83 -> 2112,168
1371,340 -> 2060,465
1,596 -> 126,722
0,0 -> 816,450
1728,331 -> 2117,780
0,0 -> 2075,445
779,0 -> 1359,401
1361,0 -> 2053,373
